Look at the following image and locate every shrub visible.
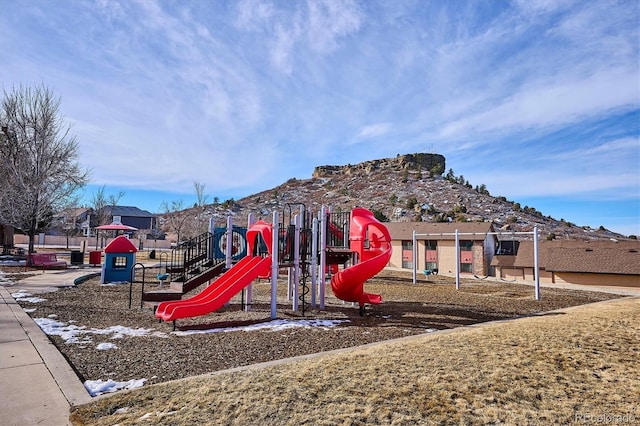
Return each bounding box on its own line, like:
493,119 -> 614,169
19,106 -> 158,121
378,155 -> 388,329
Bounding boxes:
406,196 -> 418,210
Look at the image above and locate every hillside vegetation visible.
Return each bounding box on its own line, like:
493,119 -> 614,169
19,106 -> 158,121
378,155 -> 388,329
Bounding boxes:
163,153 -> 628,241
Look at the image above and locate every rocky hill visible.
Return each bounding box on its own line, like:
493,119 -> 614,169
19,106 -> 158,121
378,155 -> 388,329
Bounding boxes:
172,153 -> 630,241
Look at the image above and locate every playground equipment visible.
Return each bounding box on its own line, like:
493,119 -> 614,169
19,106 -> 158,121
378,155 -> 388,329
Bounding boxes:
142,225 -> 246,303
155,221 -> 272,323
154,207 -> 393,326
330,208 -> 392,315
410,228 -> 541,300
101,235 -> 137,284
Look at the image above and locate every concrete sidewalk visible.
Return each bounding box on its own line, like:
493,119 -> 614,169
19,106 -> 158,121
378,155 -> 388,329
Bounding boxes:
0,268 -> 97,426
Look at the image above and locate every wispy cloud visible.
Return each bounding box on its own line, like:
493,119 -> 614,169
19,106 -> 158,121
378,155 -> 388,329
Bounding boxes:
436,68 -> 638,141
0,0 -> 637,232
233,0 -> 361,74
356,122 -> 392,139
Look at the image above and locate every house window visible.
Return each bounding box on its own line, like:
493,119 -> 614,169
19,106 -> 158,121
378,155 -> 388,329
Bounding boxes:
112,256 -> 128,269
460,240 -> 473,273
401,240 -> 413,269
425,240 -> 437,271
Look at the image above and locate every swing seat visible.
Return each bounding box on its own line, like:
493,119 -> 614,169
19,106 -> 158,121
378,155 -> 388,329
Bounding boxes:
423,269 -> 438,278
157,273 -> 169,288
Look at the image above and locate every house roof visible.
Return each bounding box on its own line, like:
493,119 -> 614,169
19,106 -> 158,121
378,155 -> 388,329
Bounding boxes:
514,240 -> 640,275
105,206 -> 155,218
490,255 -> 516,268
55,207 -> 91,220
385,221 -> 495,241
104,235 -> 138,253
546,246 -> 640,275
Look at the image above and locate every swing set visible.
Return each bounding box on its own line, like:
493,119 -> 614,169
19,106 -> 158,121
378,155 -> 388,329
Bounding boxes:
410,227 -> 541,300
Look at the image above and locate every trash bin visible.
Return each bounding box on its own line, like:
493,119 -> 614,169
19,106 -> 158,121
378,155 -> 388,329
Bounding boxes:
149,249 -> 156,259
70,250 -> 84,266
89,250 -> 102,266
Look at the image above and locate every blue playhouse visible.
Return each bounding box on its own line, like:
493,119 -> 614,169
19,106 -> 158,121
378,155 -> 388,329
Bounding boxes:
101,235 -> 138,284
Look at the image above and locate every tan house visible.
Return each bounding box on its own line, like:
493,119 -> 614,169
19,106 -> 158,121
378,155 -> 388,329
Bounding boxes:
492,240 -> 640,287
385,222 -> 497,276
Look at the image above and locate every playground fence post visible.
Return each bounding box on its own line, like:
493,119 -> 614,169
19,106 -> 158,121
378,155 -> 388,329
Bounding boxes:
245,213 -> 254,312
292,212 -> 301,312
271,211 -> 279,319
225,216 -> 233,270
319,206 -> 327,310
412,230 -> 417,284
311,216 -> 318,308
534,226 -> 540,300
455,229 -> 460,290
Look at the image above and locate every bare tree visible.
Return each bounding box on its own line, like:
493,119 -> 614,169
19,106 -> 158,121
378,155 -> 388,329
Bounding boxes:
60,207 -> 81,249
161,199 -> 189,244
90,185 -> 125,226
0,84 -> 89,253
193,180 -> 208,208
191,180 -> 210,235
90,185 -> 125,248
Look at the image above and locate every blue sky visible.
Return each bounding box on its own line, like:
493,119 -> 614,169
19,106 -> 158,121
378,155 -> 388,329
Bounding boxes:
1,0 -> 638,236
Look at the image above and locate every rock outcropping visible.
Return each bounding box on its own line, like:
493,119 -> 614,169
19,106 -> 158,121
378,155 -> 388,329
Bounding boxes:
313,153 -> 445,177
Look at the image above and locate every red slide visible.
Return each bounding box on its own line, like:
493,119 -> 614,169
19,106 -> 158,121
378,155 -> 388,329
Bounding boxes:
155,221 -> 273,322
155,256 -> 271,322
330,208 -> 392,307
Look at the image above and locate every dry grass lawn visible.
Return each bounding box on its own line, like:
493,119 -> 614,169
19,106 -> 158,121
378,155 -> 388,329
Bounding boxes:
70,297 -> 639,425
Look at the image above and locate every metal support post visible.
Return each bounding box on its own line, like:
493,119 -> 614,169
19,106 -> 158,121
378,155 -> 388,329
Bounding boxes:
270,211 -> 279,319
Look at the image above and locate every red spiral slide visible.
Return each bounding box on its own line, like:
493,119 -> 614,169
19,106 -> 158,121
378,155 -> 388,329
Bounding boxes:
330,208 -> 392,308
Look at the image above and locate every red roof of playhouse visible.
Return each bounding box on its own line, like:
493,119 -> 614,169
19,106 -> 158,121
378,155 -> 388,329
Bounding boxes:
104,235 -> 138,253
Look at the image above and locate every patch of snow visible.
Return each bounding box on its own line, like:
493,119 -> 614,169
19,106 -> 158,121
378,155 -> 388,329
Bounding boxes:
23,308 -> 37,313
89,325 -> 168,339
0,260 -> 25,266
33,318 -> 168,344
34,318 -> 92,344
12,291 -> 47,303
173,319 -> 350,336
19,296 -> 47,303
97,342 -> 117,350
101,281 -> 129,286
84,378 -> 147,397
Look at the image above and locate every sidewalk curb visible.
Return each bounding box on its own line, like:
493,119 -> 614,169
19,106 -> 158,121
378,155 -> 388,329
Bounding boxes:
0,286 -> 92,407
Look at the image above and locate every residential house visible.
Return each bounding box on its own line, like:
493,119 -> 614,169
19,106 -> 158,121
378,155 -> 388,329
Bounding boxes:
492,240 -> 640,287
385,222 -> 497,276
102,206 -> 157,231
51,206 -> 158,238
52,208 -> 94,237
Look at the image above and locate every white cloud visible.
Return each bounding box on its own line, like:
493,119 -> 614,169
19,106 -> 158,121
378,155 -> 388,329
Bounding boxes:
1,0 -> 637,231
234,0 -> 275,31
488,171 -> 639,199
437,68 -> 639,141
306,0 -> 362,53
357,122 -> 392,139
539,137 -> 639,163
